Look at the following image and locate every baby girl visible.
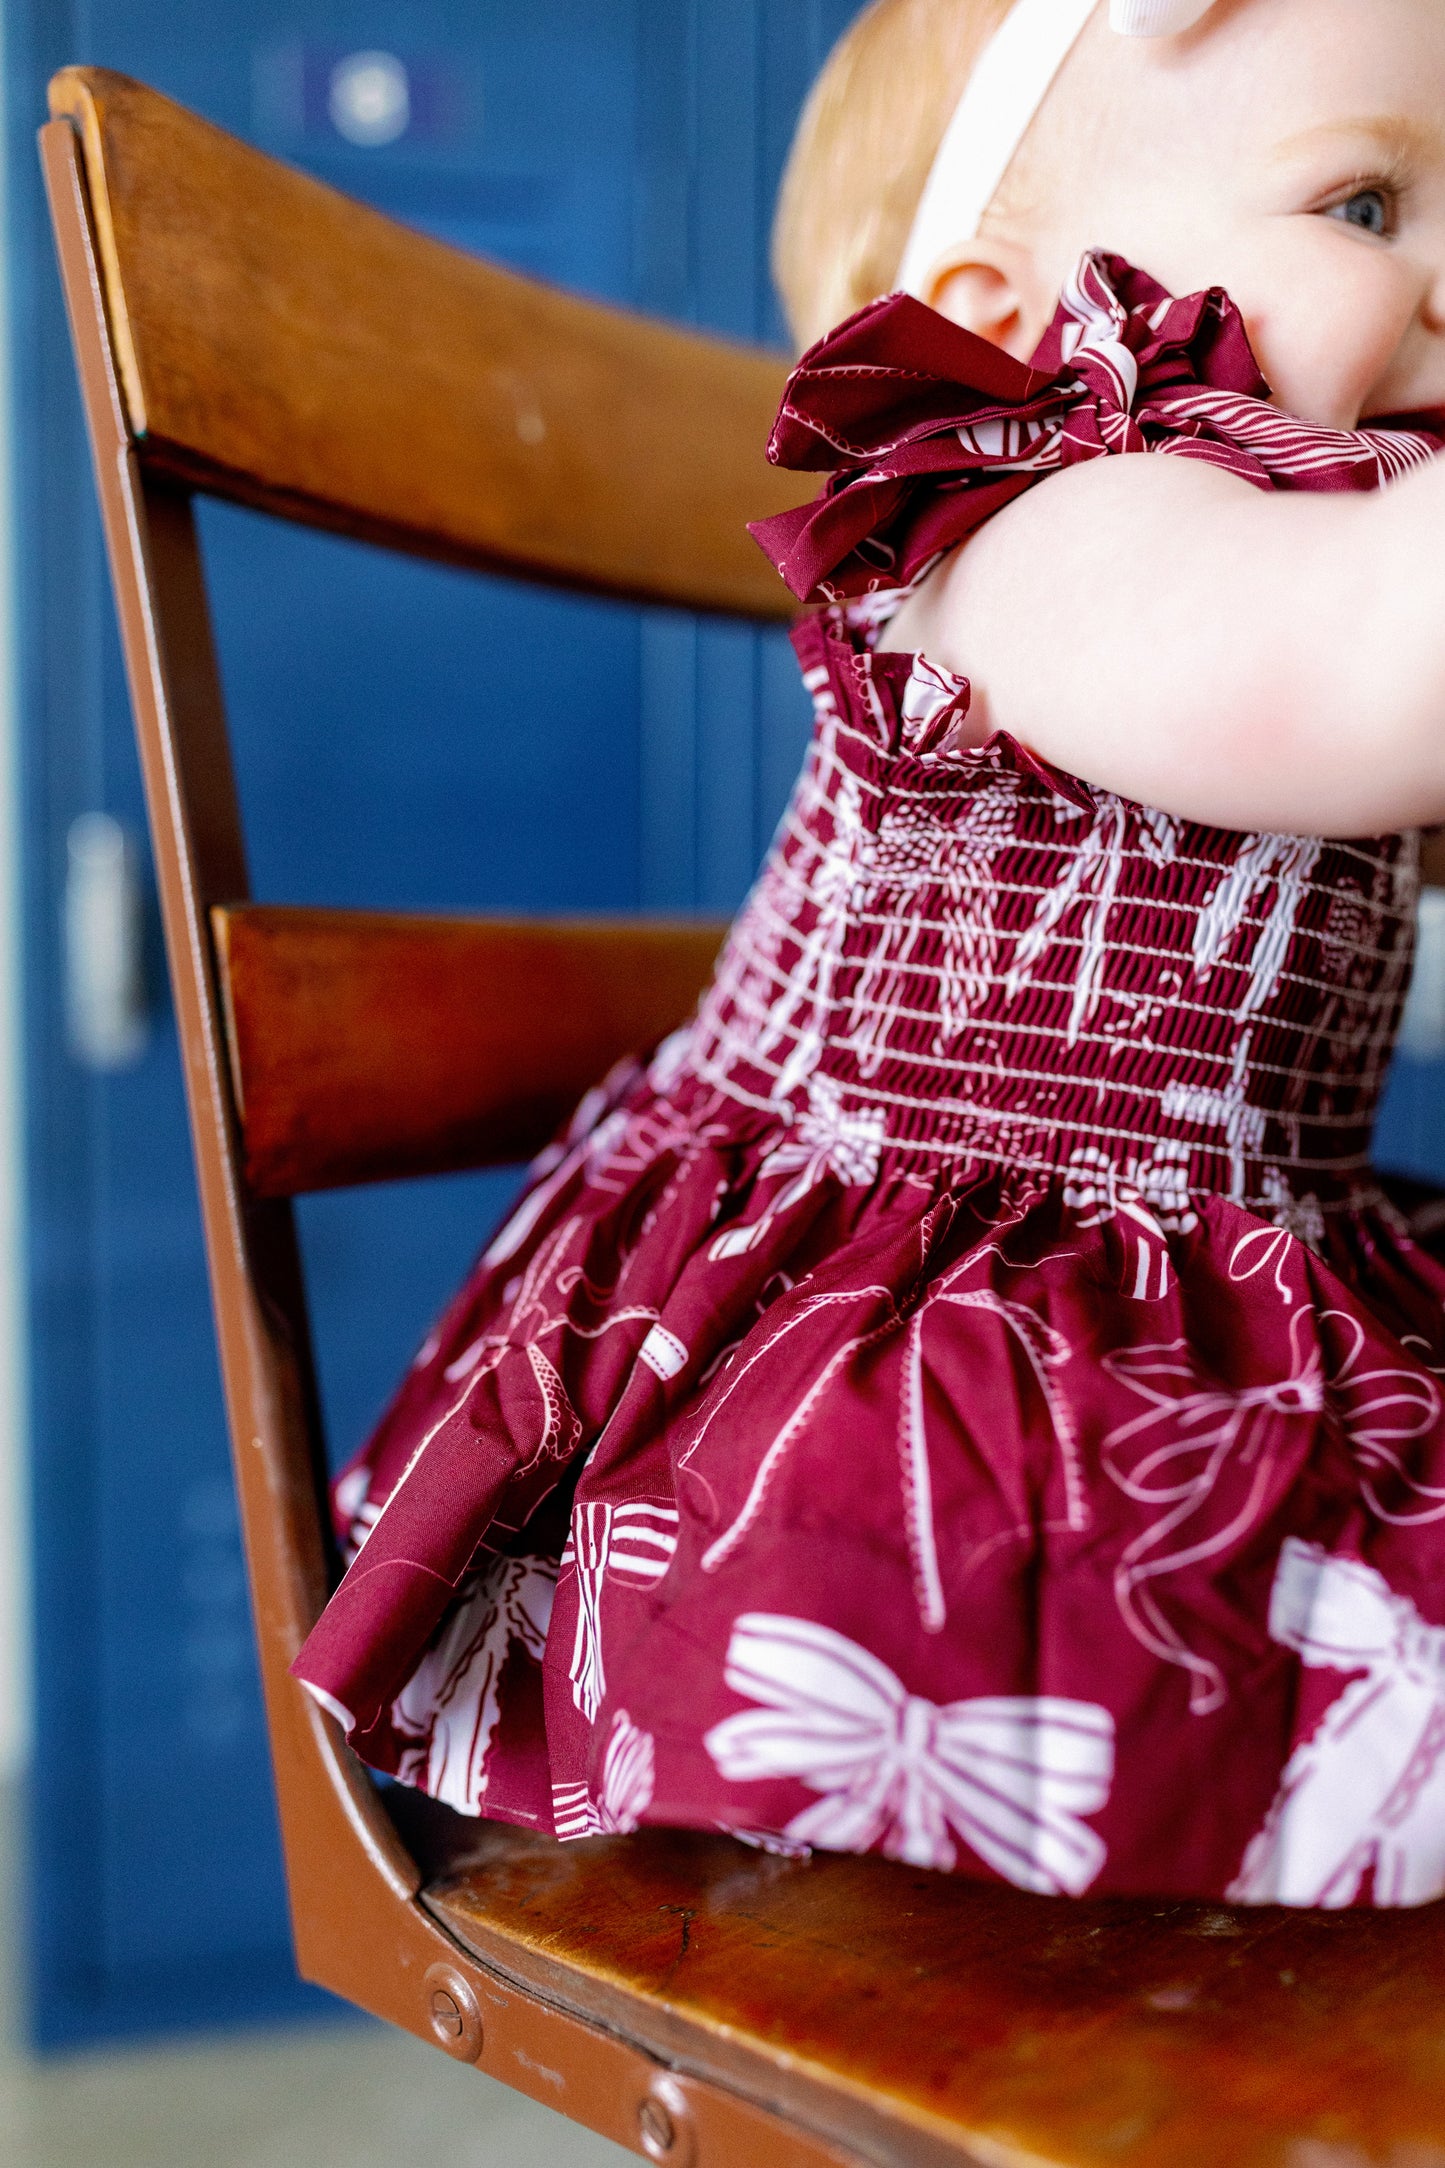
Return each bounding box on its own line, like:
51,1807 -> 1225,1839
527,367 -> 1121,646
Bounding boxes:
295,0 -> 1445,1909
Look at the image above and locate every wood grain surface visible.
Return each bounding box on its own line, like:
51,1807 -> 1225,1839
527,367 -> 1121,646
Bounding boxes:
48,67 -> 809,617
213,904 -> 725,1194
424,1817 -> 1445,2168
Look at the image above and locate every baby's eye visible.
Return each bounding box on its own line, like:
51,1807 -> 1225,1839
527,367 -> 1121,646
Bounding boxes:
1324,188 -> 1392,237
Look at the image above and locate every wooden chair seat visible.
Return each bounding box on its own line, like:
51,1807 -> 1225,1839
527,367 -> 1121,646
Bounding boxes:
410,1814 -> 1445,2168
43,60 -> 1445,2168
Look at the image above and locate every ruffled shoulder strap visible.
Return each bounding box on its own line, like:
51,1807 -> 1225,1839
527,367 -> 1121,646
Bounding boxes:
750,251 -> 1445,606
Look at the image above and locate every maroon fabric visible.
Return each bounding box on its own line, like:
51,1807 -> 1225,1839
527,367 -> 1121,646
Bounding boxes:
292,256 -> 1445,1907
749,251 -> 1445,603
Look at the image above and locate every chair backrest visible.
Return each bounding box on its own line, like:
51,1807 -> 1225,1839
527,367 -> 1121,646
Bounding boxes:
40,66 -> 810,2131
53,67 -> 803,614
213,904 -> 727,1194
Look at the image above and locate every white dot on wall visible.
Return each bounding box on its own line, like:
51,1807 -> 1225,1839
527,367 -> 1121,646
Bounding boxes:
328,50 -> 411,148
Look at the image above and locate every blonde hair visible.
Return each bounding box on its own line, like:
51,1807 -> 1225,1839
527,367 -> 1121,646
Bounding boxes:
773,0 -> 1017,350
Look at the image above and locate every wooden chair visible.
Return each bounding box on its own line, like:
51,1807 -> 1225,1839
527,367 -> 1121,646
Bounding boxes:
42,66 -> 1445,2168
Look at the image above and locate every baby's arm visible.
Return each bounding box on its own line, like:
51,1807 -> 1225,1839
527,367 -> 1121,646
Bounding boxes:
884,452 -> 1445,837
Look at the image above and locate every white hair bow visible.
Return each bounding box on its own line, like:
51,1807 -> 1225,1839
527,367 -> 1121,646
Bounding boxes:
899,0 -> 1221,299
1111,0 -> 1215,29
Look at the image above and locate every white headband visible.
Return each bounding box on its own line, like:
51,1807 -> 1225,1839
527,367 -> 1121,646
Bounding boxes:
897,0 -> 1218,299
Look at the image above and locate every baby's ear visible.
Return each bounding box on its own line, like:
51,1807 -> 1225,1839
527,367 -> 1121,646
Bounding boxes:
924,240 -> 1053,362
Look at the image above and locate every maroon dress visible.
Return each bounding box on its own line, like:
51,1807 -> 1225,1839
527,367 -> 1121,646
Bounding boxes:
294,253 -> 1445,1906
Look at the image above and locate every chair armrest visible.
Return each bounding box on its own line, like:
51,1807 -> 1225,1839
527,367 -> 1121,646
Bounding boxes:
210,905 -> 725,1196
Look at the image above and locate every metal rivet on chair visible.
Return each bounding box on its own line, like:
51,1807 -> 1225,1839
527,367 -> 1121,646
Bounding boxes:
638,2074 -> 697,2166
423,1962 -> 484,2063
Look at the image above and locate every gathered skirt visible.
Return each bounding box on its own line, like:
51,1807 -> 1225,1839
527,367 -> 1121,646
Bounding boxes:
292,1040 -> 1445,1908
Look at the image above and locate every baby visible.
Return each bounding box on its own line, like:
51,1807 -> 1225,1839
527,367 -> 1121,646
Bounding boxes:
295,0 -> 1445,1910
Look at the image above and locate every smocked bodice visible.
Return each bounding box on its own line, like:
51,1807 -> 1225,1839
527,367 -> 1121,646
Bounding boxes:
685,612 -> 1418,1228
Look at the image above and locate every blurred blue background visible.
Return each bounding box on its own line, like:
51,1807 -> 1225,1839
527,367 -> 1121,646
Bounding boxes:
0,0 -> 1441,2060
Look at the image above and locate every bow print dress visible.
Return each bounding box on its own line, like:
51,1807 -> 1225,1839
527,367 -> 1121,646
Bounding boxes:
294,253 -> 1445,1908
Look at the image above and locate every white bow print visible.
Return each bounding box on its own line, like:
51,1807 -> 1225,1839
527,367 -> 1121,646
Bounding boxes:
390,1554 -> 556,1817
1230,1540 -> 1445,1908
705,1614 -> 1115,1895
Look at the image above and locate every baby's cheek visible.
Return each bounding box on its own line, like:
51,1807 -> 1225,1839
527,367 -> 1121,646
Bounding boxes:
1251,241 -> 1418,429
